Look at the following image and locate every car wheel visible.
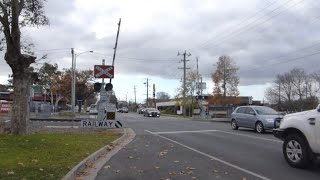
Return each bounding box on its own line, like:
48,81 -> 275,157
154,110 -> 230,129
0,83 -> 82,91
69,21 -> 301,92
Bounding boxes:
255,121 -> 265,134
231,120 -> 238,130
283,134 -> 311,169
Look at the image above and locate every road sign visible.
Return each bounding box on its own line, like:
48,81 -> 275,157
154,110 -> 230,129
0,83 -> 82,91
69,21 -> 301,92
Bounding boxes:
94,65 -> 114,78
81,120 -> 122,128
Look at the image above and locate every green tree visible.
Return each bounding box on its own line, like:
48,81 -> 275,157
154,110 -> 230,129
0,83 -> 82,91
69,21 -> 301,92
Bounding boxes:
175,70 -> 200,115
0,0 -> 49,134
37,63 -> 61,106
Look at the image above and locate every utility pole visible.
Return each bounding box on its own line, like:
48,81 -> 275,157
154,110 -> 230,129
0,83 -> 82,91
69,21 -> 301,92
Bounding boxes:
134,85 -> 137,105
144,78 -> 149,107
178,50 -> 191,117
223,56 -> 226,98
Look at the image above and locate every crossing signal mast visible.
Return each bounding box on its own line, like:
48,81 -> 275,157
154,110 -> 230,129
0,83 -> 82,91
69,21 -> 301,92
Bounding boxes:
92,18 -> 121,122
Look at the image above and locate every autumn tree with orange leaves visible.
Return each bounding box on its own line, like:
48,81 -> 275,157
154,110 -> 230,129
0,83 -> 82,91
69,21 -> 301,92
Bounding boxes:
209,55 -> 240,105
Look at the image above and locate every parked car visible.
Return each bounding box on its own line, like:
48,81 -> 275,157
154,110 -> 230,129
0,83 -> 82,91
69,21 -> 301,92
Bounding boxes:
231,106 -> 282,133
89,104 -> 98,115
273,104 -> 320,168
143,108 -> 160,117
119,107 -> 129,113
137,108 -> 145,114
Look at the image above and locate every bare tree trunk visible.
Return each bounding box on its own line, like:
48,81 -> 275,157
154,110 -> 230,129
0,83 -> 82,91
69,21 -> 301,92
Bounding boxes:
11,66 -> 31,134
7,54 -> 35,134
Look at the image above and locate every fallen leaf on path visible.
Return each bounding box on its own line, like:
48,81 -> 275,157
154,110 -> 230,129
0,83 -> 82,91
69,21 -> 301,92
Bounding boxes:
180,171 -> 186,175
104,165 -> 111,169
113,170 -> 120,173
191,177 -> 197,179
212,169 -> 218,173
39,168 -> 44,171
154,166 -> 160,169
187,171 -> 194,175
18,162 -> 25,167
186,167 -> 195,170
224,172 -> 229,175
137,170 -> 144,173
7,171 -> 14,175
174,160 -> 180,163
242,177 -> 247,180
128,156 -> 134,159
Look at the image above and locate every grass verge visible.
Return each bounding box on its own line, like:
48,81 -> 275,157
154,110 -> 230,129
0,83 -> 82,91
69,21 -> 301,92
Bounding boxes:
0,132 -> 121,180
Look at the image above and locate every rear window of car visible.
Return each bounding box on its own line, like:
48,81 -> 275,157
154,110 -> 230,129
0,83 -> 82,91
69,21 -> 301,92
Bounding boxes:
236,107 -> 246,113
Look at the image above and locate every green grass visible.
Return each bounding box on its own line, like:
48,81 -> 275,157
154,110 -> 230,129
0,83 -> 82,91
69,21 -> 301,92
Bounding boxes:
0,132 -> 121,180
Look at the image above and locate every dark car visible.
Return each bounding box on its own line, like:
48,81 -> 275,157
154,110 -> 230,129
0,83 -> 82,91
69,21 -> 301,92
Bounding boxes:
143,108 -> 160,117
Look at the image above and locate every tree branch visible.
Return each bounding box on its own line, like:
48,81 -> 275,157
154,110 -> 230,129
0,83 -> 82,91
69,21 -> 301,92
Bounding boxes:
0,1 -> 8,25
18,0 -> 24,14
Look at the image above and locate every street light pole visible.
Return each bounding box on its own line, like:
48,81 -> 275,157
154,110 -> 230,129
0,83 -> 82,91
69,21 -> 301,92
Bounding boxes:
71,49 -> 93,117
71,48 -> 75,116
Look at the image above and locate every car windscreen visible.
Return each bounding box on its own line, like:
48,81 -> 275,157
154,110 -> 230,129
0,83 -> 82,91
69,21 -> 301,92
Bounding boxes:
253,107 -> 278,115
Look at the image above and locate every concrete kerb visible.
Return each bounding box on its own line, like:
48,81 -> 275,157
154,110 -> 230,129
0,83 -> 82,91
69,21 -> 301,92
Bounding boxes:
62,128 -> 135,180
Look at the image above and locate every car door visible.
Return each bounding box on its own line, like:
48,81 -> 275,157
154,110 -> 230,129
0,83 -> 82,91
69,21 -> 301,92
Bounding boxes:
234,107 -> 246,126
243,107 -> 256,128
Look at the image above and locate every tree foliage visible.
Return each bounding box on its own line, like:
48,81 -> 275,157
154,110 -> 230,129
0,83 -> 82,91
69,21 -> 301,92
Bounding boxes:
156,91 -> 170,100
210,55 -> 240,105
175,70 -> 200,99
265,67 -> 319,111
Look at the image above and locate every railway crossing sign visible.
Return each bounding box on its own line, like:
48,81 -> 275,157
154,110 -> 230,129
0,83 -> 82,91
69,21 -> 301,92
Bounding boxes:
94,65 -> 114,78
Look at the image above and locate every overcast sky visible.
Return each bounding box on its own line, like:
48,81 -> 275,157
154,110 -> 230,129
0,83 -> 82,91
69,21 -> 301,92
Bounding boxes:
1,0 -> 320,103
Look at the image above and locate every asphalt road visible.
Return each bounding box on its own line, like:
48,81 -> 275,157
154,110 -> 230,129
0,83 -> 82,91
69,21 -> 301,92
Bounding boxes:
92,112 -> 320,180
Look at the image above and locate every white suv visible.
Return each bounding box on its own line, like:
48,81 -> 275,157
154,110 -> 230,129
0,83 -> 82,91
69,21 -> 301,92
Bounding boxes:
273,105 -> 320,168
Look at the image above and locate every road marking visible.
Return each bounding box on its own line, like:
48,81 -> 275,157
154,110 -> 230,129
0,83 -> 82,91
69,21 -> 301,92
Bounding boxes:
4,120 -> 10,123
145,129 -> 271,180
44,126 -> 79,128
152,130 -> 218,134
216,130 -> 282,143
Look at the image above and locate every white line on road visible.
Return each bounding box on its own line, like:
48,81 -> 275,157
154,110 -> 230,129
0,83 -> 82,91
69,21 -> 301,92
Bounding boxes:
216,130 -> 282,143
152,130 -> 218,134
145,129 -> 271,180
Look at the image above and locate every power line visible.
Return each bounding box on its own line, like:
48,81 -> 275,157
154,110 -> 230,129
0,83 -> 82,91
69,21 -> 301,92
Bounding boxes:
193,0 -> 304,52
189,0 -> 279,51
241,39 -> 320,68
243,50 -> 320,73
